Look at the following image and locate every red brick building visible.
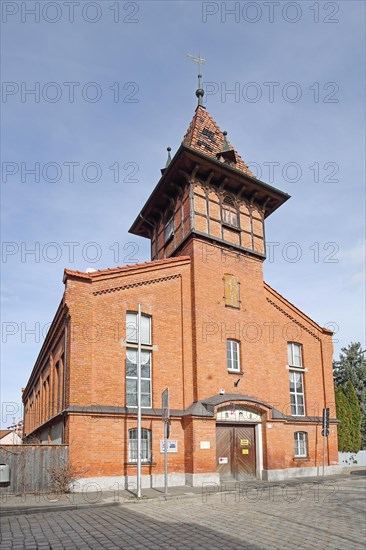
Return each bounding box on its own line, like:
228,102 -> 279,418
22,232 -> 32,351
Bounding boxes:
22,90 -> 341,488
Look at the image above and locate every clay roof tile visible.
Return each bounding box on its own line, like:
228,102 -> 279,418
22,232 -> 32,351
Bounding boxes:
63,256 -> 191,282
182,106 -> 254,177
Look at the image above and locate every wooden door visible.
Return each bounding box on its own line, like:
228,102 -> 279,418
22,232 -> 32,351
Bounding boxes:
234,425 -> 256,478
216,424 -> 256,479
216,425 -> 233,480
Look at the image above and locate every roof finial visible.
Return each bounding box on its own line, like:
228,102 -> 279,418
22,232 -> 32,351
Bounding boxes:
186,53 -> 206,108
161,147 -> 172,175
165,147 -> 172,167
222,131 -> 230,152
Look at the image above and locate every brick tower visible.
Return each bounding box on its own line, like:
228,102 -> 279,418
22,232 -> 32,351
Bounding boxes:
22,78 -> 340,487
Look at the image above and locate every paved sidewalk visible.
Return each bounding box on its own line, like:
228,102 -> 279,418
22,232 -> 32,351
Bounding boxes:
1,474 -> 365,549
1,470 -> 364,516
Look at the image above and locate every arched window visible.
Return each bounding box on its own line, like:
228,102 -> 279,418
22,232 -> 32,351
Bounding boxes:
222,196 -> 239,228
128,428 -> 152,462
294,431 -> 308,458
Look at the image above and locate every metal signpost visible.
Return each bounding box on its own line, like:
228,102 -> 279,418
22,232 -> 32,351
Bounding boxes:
162,388 -> 170,497
322,407 -> 330,476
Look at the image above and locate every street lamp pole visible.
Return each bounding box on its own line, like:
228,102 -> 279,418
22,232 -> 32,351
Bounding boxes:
137,303 -> 142,498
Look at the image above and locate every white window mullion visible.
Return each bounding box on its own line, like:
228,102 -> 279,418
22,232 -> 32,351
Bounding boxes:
227,340 -> 240,372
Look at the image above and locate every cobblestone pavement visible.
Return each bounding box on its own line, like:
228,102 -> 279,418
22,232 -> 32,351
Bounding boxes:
1,476 -> 365,549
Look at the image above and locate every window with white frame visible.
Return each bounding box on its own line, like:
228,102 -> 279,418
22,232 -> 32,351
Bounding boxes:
222,196 -> 239,228
126,312 -> 151,345
288,342 -> 303,368
125,312 -> 153,408
294,431 -> 308,458
288,342 -> 305,416
289,371 -> 305,416
128,428 -> 152,462
227,340 -> 240,372
126,349 -> 152,407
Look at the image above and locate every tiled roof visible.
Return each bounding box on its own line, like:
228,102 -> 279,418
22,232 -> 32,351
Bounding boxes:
64,256 -> 191,281
0,430 -> 12,438
182,106 -> 255,177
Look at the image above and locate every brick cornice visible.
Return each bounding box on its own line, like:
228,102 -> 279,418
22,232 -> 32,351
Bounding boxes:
92,274 -> 181,296
264,282 -> 332,336
266,296 -> 320,341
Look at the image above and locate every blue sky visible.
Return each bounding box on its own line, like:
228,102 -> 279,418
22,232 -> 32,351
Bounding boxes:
1,0 -> 365,427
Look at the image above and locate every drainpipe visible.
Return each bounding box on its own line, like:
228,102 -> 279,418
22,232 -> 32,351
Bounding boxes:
319,334 -> 329,470
62,317 -> 68,444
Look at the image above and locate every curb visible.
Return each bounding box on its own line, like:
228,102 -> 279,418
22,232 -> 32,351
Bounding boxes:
0,501 -> 119,518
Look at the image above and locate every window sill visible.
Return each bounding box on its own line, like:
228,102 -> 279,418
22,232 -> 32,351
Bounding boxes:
125,406 -> 153,410
293,457 -> 310,461
222,222 -> 240,232
287,365 -> 306,372
124,462 -> 157,466
228,370 -> 244,376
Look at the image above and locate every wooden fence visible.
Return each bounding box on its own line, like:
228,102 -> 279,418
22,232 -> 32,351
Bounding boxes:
0,445 -> 68,494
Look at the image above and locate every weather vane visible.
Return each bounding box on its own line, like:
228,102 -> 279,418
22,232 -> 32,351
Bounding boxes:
186,53 -> 207,107
186,53 -> 206,75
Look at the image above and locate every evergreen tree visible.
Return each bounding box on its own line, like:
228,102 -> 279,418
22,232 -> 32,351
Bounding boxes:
345,381 -> 362,452
333,342 -> 366,448
335,385 -> 352,451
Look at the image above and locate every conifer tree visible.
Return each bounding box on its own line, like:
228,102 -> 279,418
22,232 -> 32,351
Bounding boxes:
345,381 -> 362,452
333,342 -> 366,448
335,385 -> 352,451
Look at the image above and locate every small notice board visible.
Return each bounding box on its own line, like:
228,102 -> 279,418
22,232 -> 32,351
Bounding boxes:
160,440 -> 178,453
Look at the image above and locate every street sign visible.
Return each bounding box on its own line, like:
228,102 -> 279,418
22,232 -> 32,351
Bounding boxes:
160,440 -> 178,453
162,388 -> 169,423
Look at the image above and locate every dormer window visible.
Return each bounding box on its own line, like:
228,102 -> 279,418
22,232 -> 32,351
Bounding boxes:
222,196 -> 239,228
164,213 -> 174,242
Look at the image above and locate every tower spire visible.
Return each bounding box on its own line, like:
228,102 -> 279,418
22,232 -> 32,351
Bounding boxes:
186,53 -> 206,108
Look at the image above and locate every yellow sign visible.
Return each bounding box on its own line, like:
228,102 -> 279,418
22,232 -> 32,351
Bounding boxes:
240,439 -> 249,446
242,449 -> 249,455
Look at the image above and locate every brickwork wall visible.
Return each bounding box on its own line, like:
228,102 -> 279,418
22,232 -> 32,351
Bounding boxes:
23,234 -> 338,478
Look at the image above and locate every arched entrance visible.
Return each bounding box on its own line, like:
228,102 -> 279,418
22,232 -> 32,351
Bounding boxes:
216,404 -> 263,480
